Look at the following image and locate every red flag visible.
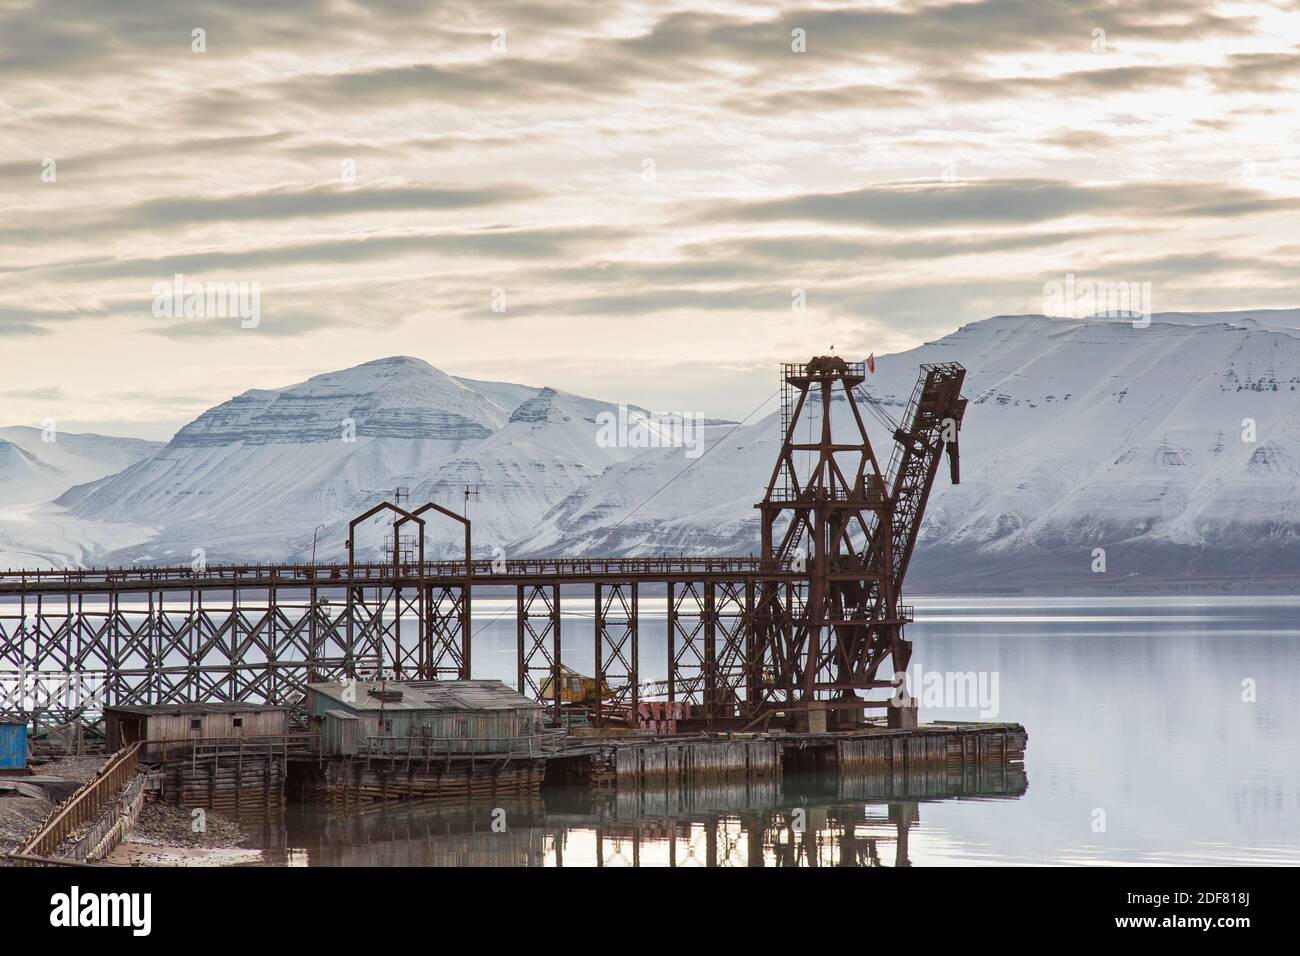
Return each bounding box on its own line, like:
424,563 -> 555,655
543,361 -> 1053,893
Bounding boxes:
867,353 -> 875,373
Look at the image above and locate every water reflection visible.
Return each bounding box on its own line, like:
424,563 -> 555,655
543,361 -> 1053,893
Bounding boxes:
243,768 -> 1027,867
233,597 -> 1299,865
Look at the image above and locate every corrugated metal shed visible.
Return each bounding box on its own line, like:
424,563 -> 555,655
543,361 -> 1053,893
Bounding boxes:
0,717 -> 28,770
308,680 -> 543,714
103,703 -> 292,716
308,681 -> 543,756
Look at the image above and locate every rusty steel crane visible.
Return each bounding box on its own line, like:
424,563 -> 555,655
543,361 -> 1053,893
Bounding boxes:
0,356 -> 966,733
753,357 -> 967,730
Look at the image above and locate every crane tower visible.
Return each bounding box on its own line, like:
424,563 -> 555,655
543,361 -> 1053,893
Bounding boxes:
753,357 -> 967,730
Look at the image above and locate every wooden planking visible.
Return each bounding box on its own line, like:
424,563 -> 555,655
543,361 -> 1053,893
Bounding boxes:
142,722 -> 1026,814
829,724 -> 1027,798
295,756 -> 548,807
614,739 -> 782,788
161,759 -> 287,820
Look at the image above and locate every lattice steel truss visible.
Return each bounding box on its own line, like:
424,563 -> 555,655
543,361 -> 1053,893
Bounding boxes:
593,582 -> 637,727
0,566 -> 791,726
517,584 -> 561,715
0,358 -> 964,731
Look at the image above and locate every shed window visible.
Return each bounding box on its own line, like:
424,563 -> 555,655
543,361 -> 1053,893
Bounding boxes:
233,717 -> 243,728
190,718 -> 202,731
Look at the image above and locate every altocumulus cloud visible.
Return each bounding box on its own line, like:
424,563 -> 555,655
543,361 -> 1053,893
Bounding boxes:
0,0 -> 1297,432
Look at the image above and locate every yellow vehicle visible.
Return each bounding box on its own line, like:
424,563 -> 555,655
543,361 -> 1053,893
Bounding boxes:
539,665 -> 612,706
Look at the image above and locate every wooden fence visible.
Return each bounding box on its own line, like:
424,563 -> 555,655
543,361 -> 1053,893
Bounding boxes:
64,773 -> 148,862
7,741 -> 142,865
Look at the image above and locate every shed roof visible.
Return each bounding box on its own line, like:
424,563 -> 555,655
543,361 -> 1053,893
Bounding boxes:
309,680 -> 543,713
103,703 -> 292,717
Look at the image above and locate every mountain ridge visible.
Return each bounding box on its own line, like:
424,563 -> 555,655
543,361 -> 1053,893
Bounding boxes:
4,309 -> 1299,590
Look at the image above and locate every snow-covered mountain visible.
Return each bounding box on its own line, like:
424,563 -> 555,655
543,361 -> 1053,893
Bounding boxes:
54,356 -> 729,565
519,311 -> 1300,590
0,427 -> 161,570
913,311 -> 1300,590
14,309 -> 1300,590
57,357 -> 507,562
0,427 -> 160,507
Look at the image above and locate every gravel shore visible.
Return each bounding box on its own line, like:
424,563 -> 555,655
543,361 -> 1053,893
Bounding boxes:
3,754 -> 261,866
0,754 -> 111,860
30,755 -> 111,784
129,801 -> 247,849
0,794 -> 50,858
107,802 -> 261,866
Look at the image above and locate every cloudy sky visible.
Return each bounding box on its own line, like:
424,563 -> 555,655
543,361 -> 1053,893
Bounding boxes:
2,0 -> 1299,438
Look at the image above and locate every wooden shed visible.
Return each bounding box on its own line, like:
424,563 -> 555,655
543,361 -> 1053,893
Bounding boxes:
321,709 -> 361,756
104,703 -> 291,752
307,680 -> 544,756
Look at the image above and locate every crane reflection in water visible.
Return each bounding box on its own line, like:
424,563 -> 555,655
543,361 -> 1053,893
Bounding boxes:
239,768 -> 1027,867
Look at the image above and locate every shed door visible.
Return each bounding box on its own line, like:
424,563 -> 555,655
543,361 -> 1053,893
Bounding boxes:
0,725 -> 25,770
120,717 -> 142,745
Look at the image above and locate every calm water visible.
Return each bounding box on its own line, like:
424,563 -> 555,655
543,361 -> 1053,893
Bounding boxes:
240,596 -> 1300,866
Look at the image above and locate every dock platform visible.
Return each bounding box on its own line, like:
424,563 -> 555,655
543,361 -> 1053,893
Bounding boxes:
113,721 -> 1029,811
545,721 -> 1027,795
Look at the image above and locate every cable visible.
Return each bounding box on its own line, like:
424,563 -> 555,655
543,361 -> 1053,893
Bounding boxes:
465,387 -> 780,642
855,385 -> 896,430
468,600 -> 515,639
578,387 -> 781,556
853,383 -> 900,432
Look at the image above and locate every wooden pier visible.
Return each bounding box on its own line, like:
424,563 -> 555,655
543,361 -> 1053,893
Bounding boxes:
155,738 -> 298,822
8,722 -> 1027,851
611,738 -> 784,788
290,752 -> 549,807
7,719 -> 1027,868
787,722 -> 1026,775
545,721 -> 1027,798
139,720 -> 1026,814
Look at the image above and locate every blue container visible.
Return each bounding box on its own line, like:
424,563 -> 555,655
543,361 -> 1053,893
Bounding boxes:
0,720 -> 28,770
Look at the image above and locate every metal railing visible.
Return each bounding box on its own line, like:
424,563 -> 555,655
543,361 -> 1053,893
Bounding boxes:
0,556 -> 798,594
143,733 -> 317,764
9,740 -> 141,864
807,605 -> 915,624
763,485 -> 886,506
